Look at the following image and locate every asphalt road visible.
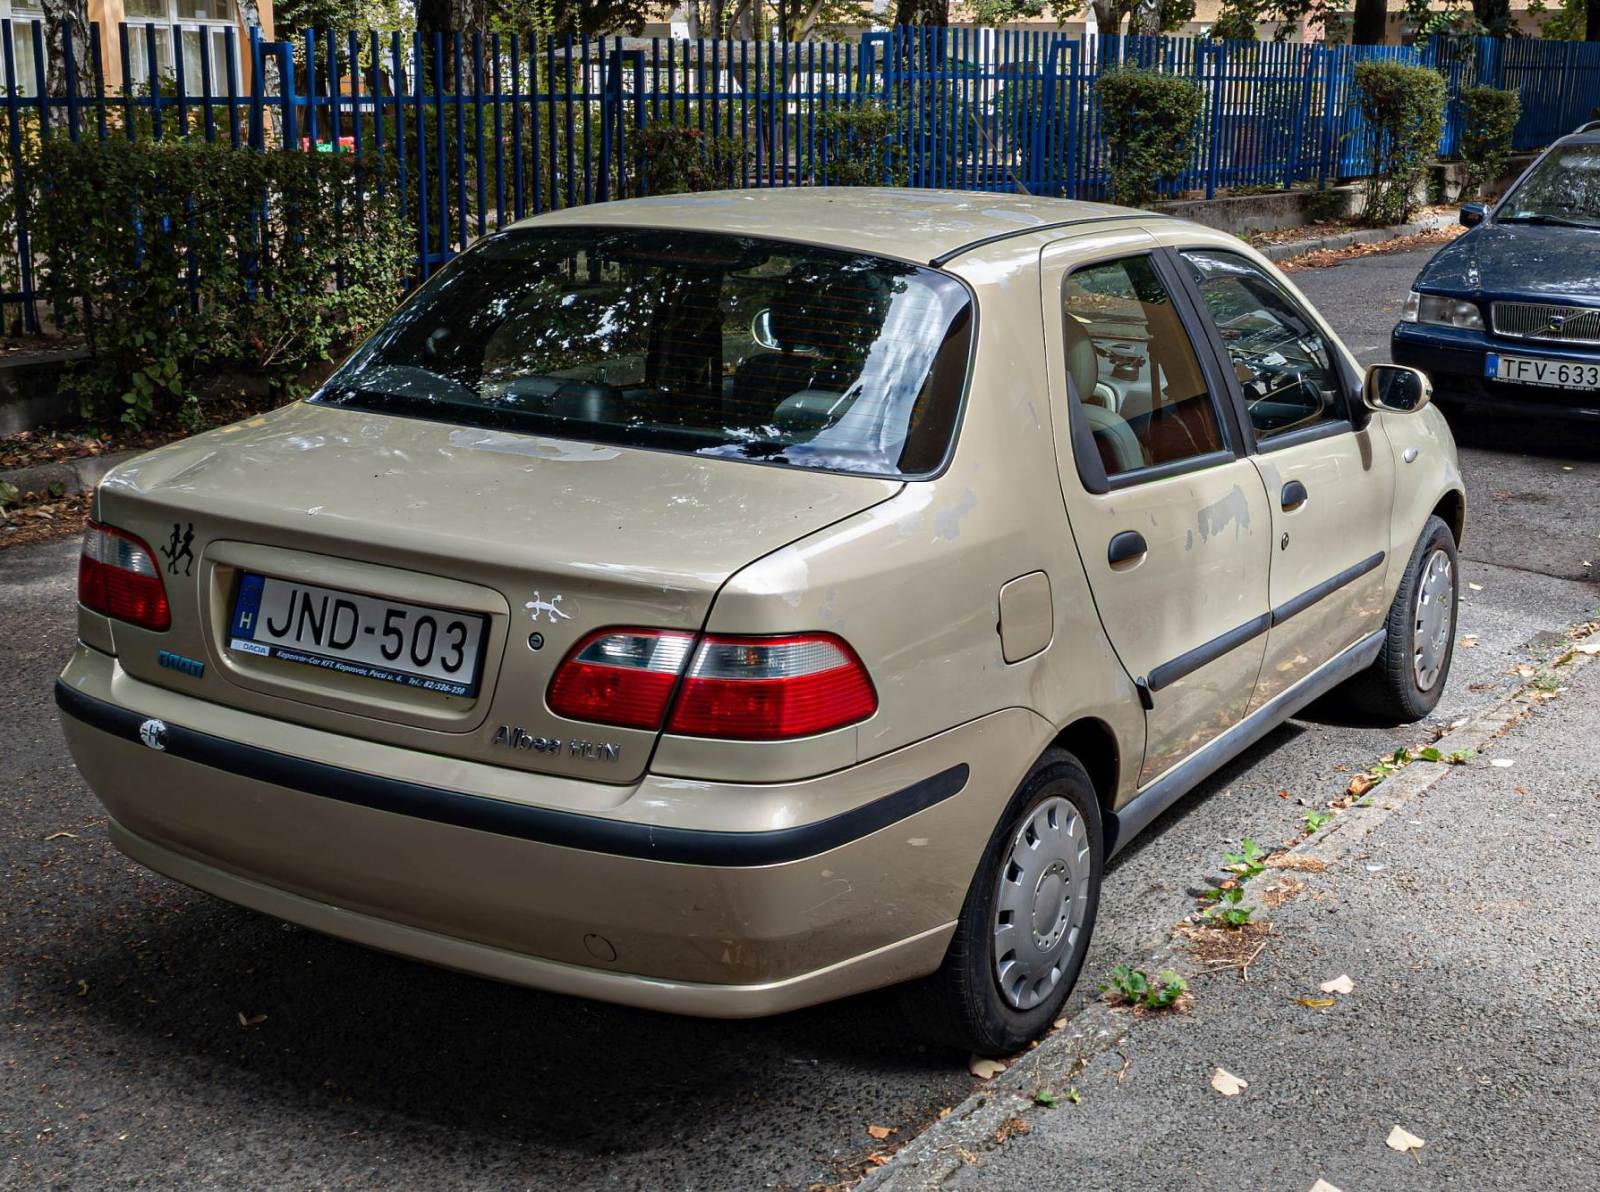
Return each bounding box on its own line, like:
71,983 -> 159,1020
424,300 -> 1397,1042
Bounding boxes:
4,247 -> 1599,1191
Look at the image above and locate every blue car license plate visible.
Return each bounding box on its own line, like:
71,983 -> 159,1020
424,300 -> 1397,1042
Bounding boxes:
1485,353 -> 1600,390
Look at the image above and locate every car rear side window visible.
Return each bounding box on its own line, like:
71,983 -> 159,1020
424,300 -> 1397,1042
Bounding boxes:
1062,254 -> 1224,479
1182,250 -> 1349,442
315,228 -> 973,479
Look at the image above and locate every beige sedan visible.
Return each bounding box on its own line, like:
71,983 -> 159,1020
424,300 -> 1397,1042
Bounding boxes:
57,189 -> 1464,1055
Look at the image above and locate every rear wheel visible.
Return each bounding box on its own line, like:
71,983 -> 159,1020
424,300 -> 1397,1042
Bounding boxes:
903,749 -> 1103,1057
1344,514 -> 1459,722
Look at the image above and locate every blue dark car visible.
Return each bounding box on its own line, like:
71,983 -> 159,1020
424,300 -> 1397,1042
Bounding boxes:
1392,122 -> 1600,421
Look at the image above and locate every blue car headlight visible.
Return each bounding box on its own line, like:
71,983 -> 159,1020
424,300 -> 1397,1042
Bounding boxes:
1402,290 -> 1484,330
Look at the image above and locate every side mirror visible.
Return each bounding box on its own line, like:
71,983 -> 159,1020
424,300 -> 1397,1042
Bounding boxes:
1459,202 -> 1488,228
1363,364 -> 1433,414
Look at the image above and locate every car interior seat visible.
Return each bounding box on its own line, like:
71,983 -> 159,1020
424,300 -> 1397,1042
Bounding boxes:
1065,315 -> 1144,475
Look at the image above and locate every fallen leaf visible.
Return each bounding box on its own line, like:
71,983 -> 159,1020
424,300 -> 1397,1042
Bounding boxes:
1051,1016 -> 1068,1029
75,979 -> 89,997
237,1011 -> 268,1027
1386,1124 -> 1426,1153
1210,1067 -> 1248,1096
1347,774 -> 1378,797
1460,635 -> 1479,648
44,831 -> 79,841
1309,1180 -> 1344,1192
993,1117 -> 1031,1144
1296,996 -> 1336,1009
969,1056 -> 1006,1080
866,1124 -> 895,1141
1320,973 -> 1355,994
936,1106 -> 953,1120
865,1153 -> 891,1168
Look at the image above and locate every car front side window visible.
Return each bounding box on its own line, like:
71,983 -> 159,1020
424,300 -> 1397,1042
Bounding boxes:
1182,250 -> 1349,442
1061,254 -> 1225,481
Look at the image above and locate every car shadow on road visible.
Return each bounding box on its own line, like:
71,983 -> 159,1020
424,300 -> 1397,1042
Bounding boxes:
51,877 -> 967,1172
1441,409 -> 1600,458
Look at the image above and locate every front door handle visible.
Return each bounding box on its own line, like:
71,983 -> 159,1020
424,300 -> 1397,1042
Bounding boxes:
1108,530 -> 1148,567
1281,480 -> 1309,512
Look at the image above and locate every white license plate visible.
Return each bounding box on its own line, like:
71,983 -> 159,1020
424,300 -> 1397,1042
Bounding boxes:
228,573 -> 487,697
1486,353 -> 1600,390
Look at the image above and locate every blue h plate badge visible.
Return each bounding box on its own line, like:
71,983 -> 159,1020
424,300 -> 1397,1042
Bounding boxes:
1484,352 -> 1499,378
229,573 -> 271,656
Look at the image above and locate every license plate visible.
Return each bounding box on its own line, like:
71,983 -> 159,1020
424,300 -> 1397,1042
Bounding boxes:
1485,353 -> 1600,390
228,573 -> 487,697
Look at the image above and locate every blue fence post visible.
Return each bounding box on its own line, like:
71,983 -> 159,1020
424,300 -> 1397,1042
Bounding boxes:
248,25 -> 263,149
1205,42 -> 1223,200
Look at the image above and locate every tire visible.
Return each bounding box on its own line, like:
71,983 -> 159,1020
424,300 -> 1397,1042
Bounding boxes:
901,749 -> 1103,1057
1343,514 -> 1460,722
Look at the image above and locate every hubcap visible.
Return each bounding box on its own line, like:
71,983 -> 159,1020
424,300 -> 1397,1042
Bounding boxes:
992,796 -> 1092,1012
1413,548 -> 1454,692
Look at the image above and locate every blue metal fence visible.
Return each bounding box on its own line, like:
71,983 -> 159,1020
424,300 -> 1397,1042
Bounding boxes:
2,19 -> 1597,317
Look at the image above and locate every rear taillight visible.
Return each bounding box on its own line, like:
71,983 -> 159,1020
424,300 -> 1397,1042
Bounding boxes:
78,521 -> 171,631
668,634 -> 877,740
547,628 -> 696,730
546,629 -> 877,740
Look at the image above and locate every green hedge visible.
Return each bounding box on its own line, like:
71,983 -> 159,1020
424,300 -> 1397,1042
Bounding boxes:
30,138 -> 412,430
1095,68 -> 1205,209
1353,60 -> 1447,227
1458,86 -> 1521,199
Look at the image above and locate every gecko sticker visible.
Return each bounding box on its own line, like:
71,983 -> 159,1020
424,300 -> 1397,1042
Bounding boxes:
525,592 -> 573,624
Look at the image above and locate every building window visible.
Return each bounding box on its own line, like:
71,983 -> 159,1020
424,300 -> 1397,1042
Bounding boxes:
0,0 -> 45,97
126,0 -> 239,96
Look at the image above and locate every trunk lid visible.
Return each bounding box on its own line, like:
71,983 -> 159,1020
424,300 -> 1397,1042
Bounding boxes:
94,401 -> 900,783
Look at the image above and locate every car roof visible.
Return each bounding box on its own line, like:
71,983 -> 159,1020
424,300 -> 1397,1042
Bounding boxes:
509,187 -> 1150,265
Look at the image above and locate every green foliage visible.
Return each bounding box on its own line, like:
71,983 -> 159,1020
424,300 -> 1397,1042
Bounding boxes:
1207,4 -> 1260,39
31,138 -> 411,430
639,119 -> 749,194
1304,809 -> 1333,833
1301,185 -> 1349,224
1095,67 -> 1204,208
1352,59 -> 1447,227
1458,86 -> 1520,198
1100,964 -> 1188,1009
809,101 -> 908,187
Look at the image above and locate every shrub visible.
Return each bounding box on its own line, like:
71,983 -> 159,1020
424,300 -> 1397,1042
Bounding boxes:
808,101 -> 908,187
1352,59 -> 1447,227
30,137 -> 411,429
1458,86 -> 1520,198
1095,68 -> 1205,209
638,119 -> 748,195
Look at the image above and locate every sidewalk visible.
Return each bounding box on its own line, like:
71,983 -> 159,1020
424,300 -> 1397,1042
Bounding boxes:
870,649 -> 1600,1190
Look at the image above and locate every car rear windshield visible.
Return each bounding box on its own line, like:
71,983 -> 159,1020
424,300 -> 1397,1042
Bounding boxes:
316,227 -> 974,478
1499,144 -> 1600,228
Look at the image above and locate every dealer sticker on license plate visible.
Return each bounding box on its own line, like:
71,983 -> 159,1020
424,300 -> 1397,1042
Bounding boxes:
1485,353 -> 1600,390
228,573 -> 487,697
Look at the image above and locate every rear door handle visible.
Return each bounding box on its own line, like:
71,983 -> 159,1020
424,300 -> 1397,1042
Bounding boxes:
1108,530 -> 1147,567
1281,480 -> 1309,512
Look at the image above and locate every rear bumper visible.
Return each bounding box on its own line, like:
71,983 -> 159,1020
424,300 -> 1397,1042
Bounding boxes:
1392,324 -> 1600,421
58,644 -> 1048,1016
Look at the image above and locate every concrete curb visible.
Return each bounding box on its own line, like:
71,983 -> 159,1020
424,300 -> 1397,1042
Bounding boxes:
860,622 -> 1600,1191
1,449 -> 138,497
1259,212 -> 1455,263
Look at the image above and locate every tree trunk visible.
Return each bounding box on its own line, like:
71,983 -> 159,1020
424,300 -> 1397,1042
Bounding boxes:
41,0 -> 89,96
1090,0 -> 1120,35
235,0 -> 281,143
892,0 -> 949,25
1351,0 -> 1387,43
1129,0 -> 1162,34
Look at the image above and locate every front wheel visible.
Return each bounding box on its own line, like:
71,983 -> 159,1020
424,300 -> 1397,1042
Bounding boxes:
902,749 -> 1103,1057
1344,514 -> 1460,722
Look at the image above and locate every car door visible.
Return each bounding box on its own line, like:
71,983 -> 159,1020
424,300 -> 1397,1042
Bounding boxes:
1173,247 -> 1394,710
1040,230 -> 1274,787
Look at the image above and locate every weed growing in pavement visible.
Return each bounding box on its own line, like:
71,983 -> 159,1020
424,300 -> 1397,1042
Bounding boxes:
1100,965 -> 1189,1011
1198,838 -> 1271,927
1304,809 -> 1333,833
1418,746 -> 1475,765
